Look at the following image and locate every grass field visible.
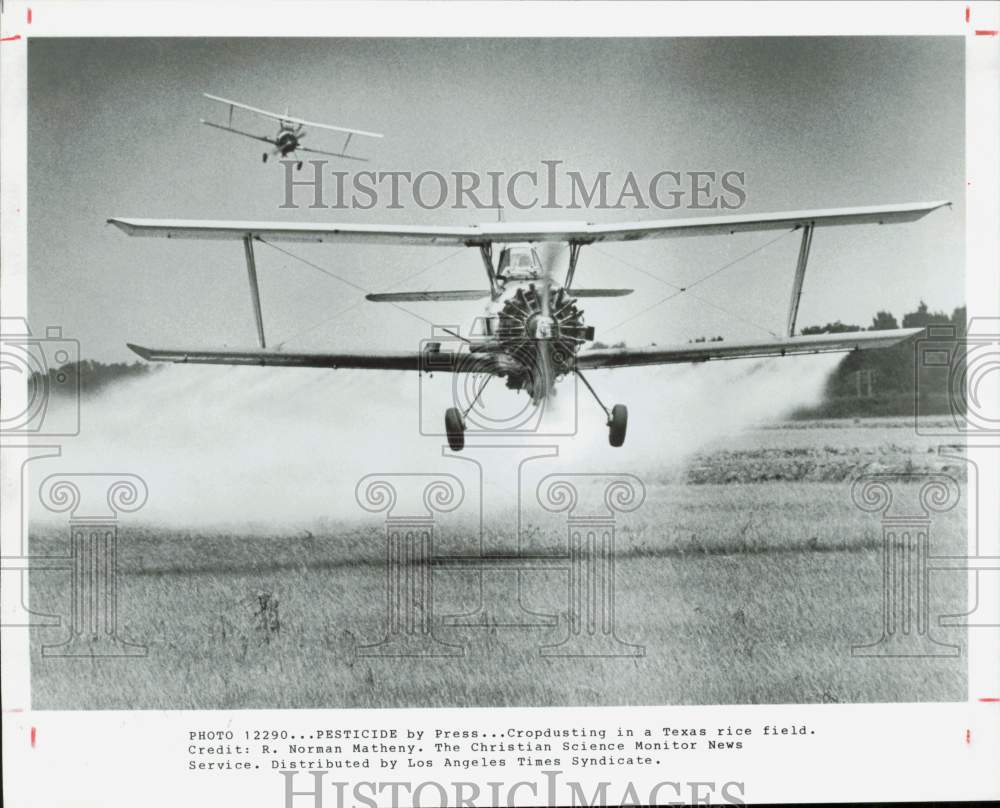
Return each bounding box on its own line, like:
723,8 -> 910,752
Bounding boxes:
29,416 -> 967,710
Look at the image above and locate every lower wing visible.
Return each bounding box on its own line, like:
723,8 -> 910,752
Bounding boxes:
126,343 -> 495,372
575,328 -> 922,369
128,328 -> 920,373
365,289 -> 633,303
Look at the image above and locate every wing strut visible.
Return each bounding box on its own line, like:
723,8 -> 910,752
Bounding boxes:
243,235 -> 267,348
786,224 -> 814,337
564,243 -> 583,290
479,245 -> 499,296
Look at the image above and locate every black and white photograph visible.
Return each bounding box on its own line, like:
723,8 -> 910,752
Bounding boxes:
2,3 -> 998,807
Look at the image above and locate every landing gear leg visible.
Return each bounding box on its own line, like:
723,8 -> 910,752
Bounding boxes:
262,152 -> 268,163
575,368 -> 628,447
444,375 -> 493,452
296,160 -> 303,171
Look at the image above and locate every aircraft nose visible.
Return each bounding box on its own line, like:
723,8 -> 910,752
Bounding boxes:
528,315 -> 556,339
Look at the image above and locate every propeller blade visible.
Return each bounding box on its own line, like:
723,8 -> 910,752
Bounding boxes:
536,242 -> 564,318
530,244 -> 566,399
536,242 -> 563,281
537,328 -> 553,399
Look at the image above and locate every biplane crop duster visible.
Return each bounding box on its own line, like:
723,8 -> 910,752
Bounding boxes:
110,200 -> 948,450
201,93 -> 383,166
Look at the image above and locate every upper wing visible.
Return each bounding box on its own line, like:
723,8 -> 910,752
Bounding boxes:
107,201 -> 949,246
203,93 -> 383,139
201,120 -> 276,145
126,343 -> 495,372
575,328 -> 922,370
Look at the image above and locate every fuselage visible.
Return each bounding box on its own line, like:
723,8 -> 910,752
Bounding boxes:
276,126 -> 301,155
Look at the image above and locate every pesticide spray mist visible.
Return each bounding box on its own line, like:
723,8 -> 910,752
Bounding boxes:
37,353 -> 839,529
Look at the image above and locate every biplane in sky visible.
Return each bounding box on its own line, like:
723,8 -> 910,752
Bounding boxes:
201,93 -> 383,167
109,200 -> 948,451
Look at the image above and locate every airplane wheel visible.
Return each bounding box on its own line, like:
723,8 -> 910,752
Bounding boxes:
445,407 -> 465,452
608,404 -> 628,447
262,153 -> 268,163
296,161 -> 303,171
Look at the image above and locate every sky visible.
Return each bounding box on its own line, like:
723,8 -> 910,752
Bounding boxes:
28,36 -> 965,362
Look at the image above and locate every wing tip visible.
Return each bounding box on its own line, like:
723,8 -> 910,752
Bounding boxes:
848,326 -> 925,350
126,342 -> 152,360
883,326 -> 926,341
107,218 -> 133,234
896,326 -> 926,343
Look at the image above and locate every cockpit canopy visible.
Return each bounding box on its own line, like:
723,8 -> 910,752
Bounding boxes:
496,245 -> 542,281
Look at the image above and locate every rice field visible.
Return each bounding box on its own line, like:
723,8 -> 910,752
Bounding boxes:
28,416 -> 967,710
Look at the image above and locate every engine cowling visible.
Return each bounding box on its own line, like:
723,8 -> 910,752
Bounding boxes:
494,284 -> 593,391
